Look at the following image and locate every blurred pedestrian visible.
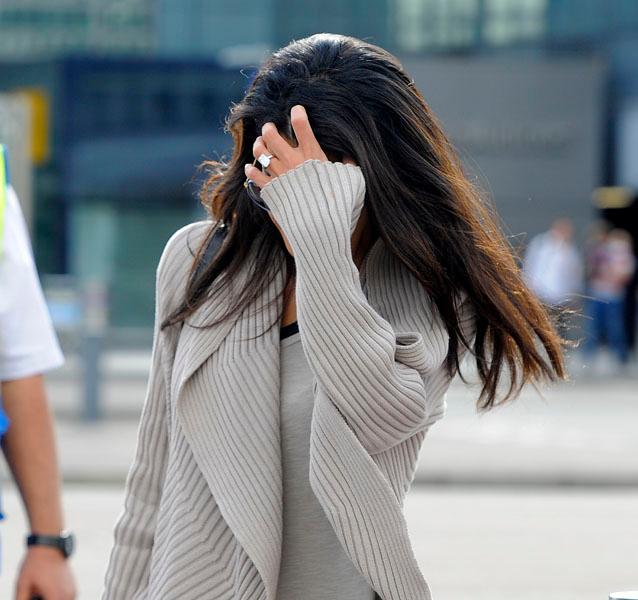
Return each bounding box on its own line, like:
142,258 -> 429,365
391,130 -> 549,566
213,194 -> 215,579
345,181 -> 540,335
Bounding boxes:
0,146 -> 76,600
523,217 -> 583,337
102,34 -> 569,600
582,226 -> 636,367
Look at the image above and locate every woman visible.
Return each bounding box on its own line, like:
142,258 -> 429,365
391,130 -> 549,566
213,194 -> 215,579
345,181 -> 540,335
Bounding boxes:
102,33 -> 568,600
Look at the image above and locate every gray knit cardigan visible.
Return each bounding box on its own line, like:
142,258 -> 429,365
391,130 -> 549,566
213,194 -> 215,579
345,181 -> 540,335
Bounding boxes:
102,159 -> 476,600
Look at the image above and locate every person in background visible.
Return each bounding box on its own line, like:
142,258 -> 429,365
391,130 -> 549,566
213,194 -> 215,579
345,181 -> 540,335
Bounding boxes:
523,217 -> 583,337
0,145 -> 76,600
582,226 -> 636,369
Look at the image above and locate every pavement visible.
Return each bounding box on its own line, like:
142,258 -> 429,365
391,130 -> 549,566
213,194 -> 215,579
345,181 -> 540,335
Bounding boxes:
0,349 -> 636,599
0,348 -> 637,487
1,484 -> 637,600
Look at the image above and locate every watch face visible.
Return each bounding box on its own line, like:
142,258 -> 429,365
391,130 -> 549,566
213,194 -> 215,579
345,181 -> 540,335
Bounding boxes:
62,533 -> 75,557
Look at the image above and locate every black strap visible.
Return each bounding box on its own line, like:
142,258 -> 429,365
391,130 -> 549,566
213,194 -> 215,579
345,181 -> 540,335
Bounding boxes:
280,320 -> 299,339
193,221 -> 228,284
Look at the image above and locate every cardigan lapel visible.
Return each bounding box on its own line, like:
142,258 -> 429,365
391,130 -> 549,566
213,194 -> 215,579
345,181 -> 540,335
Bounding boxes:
172,243 -> 289,600
171,236 -> 386,600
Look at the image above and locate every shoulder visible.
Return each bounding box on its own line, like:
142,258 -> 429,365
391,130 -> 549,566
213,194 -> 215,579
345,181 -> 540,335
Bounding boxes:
0,186 -> 65,378
155,219 -> 215,314
157,220 -> 211,278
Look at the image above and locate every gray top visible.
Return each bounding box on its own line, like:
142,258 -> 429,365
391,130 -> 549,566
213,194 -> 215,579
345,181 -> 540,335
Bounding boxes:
277,329 -> 375,600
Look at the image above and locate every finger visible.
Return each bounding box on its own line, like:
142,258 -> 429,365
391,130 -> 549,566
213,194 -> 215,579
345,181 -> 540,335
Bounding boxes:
252,137 -> 282,176
244,162 -> 272,190
260,122 -> 295,160
15,580 -> 30,600
290,105 -> 326,158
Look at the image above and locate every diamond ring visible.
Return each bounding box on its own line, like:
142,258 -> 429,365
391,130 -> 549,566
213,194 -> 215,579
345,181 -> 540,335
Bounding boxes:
257,153 -> 274,169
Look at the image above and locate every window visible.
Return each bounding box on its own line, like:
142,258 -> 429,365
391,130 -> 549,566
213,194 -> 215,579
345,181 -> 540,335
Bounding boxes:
483,0 -> 547,46
396,0 -> 480,52
395,0 -> 548,52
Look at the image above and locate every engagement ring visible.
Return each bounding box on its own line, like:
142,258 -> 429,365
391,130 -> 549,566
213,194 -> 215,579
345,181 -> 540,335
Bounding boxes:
257,153 -> 274,169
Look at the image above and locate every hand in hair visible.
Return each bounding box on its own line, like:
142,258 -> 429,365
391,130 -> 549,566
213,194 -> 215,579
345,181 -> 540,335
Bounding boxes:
244,105 -> 354,187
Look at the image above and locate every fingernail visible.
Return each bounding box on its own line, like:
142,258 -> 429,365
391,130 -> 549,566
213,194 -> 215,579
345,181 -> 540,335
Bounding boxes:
291,105 -> 304,116
244,163 -> 250,172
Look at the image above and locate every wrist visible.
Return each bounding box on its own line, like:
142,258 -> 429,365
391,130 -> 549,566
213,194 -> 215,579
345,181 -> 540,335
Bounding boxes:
261,159 -> 365,244
27,543 -> 67,562
26,530 -> 75,559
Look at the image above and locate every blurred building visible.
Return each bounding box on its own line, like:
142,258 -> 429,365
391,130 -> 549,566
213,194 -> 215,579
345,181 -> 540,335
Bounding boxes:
0,0 -> 637,338
394,1 -> 638,186
0,0 -> 154,58
0,57 -> 246,331
157,0 -> 390,63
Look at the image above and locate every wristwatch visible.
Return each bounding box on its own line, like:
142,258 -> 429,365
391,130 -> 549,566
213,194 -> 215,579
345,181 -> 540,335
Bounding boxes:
26,530 -> 75,559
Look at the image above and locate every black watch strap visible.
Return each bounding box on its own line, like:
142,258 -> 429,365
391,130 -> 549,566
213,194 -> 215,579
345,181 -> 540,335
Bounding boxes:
27,531 -> 75,558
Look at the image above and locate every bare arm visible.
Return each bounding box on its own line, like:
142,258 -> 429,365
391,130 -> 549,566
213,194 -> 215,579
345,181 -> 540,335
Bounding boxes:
1,374 -> 64,536
1,374 -> 75,600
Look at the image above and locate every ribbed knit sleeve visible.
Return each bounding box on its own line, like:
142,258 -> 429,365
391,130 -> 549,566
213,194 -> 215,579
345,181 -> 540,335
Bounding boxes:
260,159 -> 443,455
101,225 -> 193,599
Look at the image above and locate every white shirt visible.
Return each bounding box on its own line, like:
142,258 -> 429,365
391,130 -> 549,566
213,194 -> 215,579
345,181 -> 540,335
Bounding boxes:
0,184 -> 64,382
523,231 -> 583,306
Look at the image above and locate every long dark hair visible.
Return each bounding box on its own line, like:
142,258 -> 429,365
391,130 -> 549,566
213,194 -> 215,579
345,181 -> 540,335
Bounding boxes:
162,32 -> 570,410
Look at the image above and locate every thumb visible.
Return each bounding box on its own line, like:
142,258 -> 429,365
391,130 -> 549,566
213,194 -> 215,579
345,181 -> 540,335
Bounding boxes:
15,578 -> 34,600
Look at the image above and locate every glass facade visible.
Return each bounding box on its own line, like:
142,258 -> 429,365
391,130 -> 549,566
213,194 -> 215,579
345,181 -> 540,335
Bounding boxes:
1,57 -> 246,328
546,0 -> 638,44
396,0 -> 480,52
157,0 -> 390,63
483,0 -> 546,46
157,0 -> 274,63
395,0 -> 547,53
272,0 -> 390,50
394,0 -> 638,54
0,0 -> 154,59
3,2 -> 638,73
55,58 -> 245,328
